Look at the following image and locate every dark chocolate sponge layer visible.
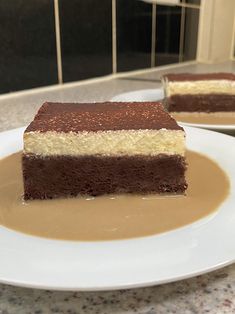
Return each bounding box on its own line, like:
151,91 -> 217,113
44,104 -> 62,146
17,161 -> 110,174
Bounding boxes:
167,94 -> 235,112
163,73 -> 235,82
23,154 -> 187,200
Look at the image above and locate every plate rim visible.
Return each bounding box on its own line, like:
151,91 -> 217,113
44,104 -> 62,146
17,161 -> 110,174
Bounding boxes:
0,257 -> 233,291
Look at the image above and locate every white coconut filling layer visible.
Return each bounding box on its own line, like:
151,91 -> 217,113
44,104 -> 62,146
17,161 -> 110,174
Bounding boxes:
24,129 -> 185,157
166,80 -> 235,96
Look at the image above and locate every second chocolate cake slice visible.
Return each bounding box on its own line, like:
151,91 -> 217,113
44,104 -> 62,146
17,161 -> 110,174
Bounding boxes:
22,102 -> 187,200
162,73 -> 235,112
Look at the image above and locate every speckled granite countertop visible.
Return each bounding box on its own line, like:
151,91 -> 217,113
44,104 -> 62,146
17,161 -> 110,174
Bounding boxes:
0,61 -> 235,314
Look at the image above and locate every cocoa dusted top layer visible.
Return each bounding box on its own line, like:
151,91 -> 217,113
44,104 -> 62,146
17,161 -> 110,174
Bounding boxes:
26,102 -> 183,133
163,72 -> 235,82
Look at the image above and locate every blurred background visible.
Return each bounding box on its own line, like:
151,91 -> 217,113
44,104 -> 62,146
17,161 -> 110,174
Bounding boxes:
0,0 -> 234,95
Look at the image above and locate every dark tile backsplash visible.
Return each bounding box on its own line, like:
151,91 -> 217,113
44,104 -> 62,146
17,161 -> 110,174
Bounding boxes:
0,0 -> 57,94
116,0 -> 152,72
0,0 -> 200,94
183,8 -> 199,61
155,5 -> 181,66
183,0 -> 201,5
59,0 -> 112,82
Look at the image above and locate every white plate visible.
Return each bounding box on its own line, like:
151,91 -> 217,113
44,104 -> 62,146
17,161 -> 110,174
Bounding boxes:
111,89 -> 235,132
0,126 -> 235,291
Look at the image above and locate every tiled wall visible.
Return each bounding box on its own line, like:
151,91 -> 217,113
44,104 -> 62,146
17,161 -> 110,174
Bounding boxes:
59,0 -> 112,82
0,0 -> 58,94
0,0 -> 200,94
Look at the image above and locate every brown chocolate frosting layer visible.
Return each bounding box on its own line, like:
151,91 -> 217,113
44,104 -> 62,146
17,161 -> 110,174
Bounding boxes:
167,94 -> 235,112
23,154 -> 187,200
25,102 -> 183,133
163,72 -> 235,82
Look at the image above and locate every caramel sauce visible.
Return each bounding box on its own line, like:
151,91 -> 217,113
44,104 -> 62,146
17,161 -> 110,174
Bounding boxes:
172,112 -> 235,125
0,151 -> 230,241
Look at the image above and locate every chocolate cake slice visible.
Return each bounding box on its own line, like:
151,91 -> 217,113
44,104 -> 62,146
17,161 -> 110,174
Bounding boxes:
22,102 -> 187,200
162,73 -> 235,113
